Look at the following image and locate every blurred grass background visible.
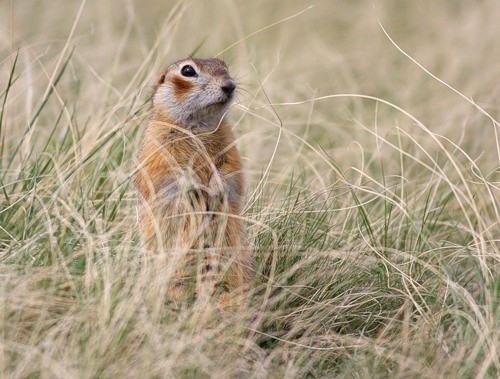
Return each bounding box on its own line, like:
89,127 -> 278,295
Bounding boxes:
1,0 -> 499,377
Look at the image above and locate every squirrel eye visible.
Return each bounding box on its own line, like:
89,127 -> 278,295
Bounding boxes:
180,65 -> 197,77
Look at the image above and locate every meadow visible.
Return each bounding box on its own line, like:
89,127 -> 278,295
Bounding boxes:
1,0 -> 499,377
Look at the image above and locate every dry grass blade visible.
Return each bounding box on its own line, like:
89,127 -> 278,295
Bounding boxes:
1,0 -> 499,377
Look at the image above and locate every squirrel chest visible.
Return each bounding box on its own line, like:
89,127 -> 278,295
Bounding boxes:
135,121 -> 242,203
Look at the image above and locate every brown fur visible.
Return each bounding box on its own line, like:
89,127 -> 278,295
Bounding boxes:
134,58 -> 253,310
171,76 -> 193,100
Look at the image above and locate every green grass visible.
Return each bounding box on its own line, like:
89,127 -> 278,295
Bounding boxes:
1,0 -> 499,377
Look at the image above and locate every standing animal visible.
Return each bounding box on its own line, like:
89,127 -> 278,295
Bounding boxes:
134,57 -> 252,310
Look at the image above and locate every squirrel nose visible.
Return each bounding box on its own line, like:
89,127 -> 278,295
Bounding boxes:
221,80 -> 236,95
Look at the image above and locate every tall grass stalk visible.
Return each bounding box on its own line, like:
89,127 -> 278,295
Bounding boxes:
1,0 -> 498,377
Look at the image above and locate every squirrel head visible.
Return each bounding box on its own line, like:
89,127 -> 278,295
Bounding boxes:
153,57 -> 236,129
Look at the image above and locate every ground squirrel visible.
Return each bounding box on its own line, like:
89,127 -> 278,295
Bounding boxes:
134,57 -> 253,310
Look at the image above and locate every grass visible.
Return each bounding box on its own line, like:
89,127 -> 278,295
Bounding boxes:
1,0 -> 499,377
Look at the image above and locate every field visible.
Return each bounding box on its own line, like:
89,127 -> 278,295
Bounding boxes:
1,0 -> 499,377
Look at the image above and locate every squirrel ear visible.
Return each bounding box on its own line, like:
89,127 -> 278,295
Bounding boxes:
158,73 -> 166,85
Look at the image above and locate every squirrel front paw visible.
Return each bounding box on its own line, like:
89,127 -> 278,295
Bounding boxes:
207,174 -> 229,212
